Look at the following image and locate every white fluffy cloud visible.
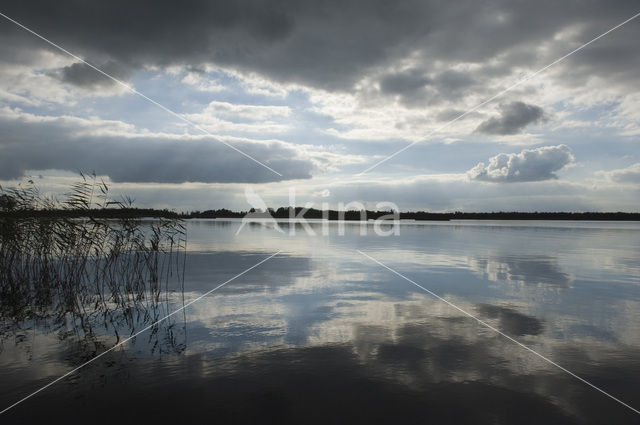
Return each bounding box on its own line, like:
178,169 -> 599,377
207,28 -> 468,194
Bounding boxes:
467,145 -> 574,182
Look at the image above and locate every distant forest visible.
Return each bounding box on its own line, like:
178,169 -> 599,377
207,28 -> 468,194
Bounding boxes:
2,205 -> 639,221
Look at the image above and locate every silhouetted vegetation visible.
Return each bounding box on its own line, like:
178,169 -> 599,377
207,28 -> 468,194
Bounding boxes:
0,176 -> 186,354
400,211 -> 640,221
185,208 -> 640,221
8,203 -> 638,221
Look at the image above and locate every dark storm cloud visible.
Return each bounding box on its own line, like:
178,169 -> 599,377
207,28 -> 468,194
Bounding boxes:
476,102 -> 546,135
56,61 -> 132,87
380,70 -> 431,96
0,114 -> 312,183
379,69 -> 477,106
467,145 -> 574,182
378,69 -> 433,106
1,1 -> 639,91
434,70 -> 476,98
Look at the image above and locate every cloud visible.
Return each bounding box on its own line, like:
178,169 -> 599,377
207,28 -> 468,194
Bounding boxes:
278,172 -> 630,213
379,69 -> 431,96
434,70 -> 476,98
3,0 -> 640,149
183,101 -> 292,134
476,102 -> 546,135
378,69 -> 477,107
0,108 -> 313,183
0,0 -> 639,213
180,71 -> 226,92
55,61 -> 133,88
467,145 -> 574,182
598,162 -> 640,184
11,168 -> 638,212
192,100 -> 290,121
2,0 -> 639,93
0,50 -> 130,106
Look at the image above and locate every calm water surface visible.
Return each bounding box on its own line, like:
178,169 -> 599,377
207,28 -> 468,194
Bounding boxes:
2,220 -> 640,424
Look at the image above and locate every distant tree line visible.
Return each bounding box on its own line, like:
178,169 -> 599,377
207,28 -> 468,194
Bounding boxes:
186,207 -> 397,220
3,200 -> 639,221
187,208 -> 640,221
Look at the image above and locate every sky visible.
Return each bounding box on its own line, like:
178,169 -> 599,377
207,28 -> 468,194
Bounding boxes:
0,0 -> 639,212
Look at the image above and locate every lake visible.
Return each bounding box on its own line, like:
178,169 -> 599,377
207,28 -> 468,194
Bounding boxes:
1,220 -> 640,424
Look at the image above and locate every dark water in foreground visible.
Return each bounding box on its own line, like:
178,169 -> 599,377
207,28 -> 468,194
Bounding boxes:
2,220 -> 640,424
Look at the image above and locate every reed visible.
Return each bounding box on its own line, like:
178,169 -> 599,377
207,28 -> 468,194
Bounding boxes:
0,175 -> 187,353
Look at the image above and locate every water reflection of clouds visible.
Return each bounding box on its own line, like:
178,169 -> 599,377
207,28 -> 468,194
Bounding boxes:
4,221 -> 640,424
183,274 -> 633,382
177,245 -> 640,358
470,255 -> 573,287
476,304 -> 544,336
4,343 -> 599,424
186,220 -> 640,289
174,245 -> 640,421
175,289 -> 640,424
184,251 -> 313,294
